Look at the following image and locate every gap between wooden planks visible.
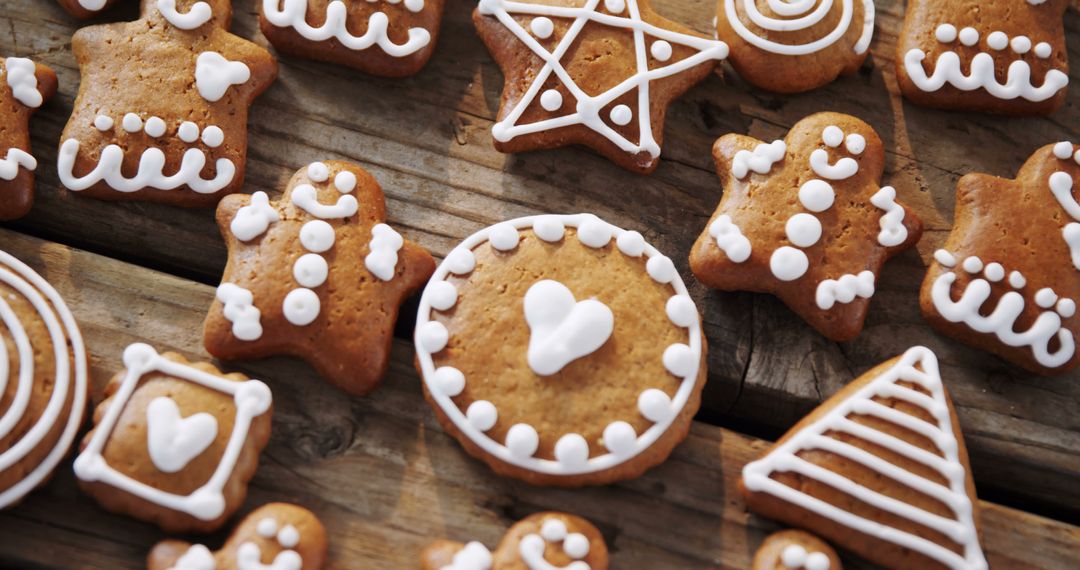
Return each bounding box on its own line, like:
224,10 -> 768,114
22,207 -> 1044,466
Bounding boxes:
1,230 -> 1078,568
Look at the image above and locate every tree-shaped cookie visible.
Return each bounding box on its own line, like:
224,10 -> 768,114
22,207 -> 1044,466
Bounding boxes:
204,160 -> 435,396
689,112 -> 923,341
421,512 -> 608,570
740,346 -> 987,570
752,530 -> 842,570
473,0 -> 728,174
921,142 -> 1080,375
260,0 -> 447,77
57,0 -> 277,207
896,0 -> 1070,115
0,57 -> 58,221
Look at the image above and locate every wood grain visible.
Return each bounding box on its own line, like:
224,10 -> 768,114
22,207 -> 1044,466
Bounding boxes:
1,0 -> 1079,519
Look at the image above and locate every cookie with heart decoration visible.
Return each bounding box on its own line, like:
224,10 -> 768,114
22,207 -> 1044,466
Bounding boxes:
73,343 -> 273,533
0,57 -> 58,221
148,502 -> 328,570
752,530 -> 842,570
415,213 -> 706,486
421,511 -> 608,570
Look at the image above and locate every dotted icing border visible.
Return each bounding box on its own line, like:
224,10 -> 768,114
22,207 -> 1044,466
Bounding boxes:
414,213 -> 703,476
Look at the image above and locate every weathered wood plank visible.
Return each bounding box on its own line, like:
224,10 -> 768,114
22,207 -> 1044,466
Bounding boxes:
2,0 -> 1079,516
1,228 -> 1078,569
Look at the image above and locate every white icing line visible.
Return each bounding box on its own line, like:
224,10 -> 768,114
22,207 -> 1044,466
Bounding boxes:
0,148 -> 36,180
524,280 -> 614,376
194,52 -> 250,103
216,283 -> 263,341
57,139 -> 235,194
815,270 -> 875,310
157,0 -> 212,30
146,396 -> 218,473
3,57 -> 42,108
231,192 -> 280,241
809,148 -> 858,180
365,223 -> 403,281
708,215 -> 751,262
262,0 -> 431,57
870,186 -> 908,247
290,184 -> 359,219
723,0 -> 875,56
731,140 -> 785,179
903,49 -> 1068,102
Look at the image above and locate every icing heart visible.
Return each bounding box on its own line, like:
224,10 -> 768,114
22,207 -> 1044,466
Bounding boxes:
524,280 -> 614,376
194,51 -> 250,102
146,396 -> 218,473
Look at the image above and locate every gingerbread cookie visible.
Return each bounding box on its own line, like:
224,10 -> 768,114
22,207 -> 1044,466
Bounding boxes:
260,0 -> 446,77
204,161 -> 434,396
896,0 -> 1069,115
741,346 -> 987,570
716,0 -> 874,93
148,503 -> 328,570
921,142 -> 1080,375
752,530 -> 841,570
421,512 -> 608,570
473,0 -> 728,174
415,214 -> 706,486
0,57 -> 58,221
73,344 -> 272,532
0,250 -> 88,509
57,0 -> 277,207
689,112 -> 922,341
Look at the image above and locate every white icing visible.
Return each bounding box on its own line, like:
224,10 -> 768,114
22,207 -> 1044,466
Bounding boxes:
731,140 -> 786,179
870,186 -> 908,247
157,0 -> 213,30
73,344 -> 271,520
231,192 -> 280,241
531,17 -> 554,39
334,170 -> 357,193
293,253 -> 329,288
236,541 -> 302,570
769,246 -> 808,281
722,0 -> 874,56
4,57 -> 42,108
816,270 -> 874,310
144,116 -> 167,138
201,126 -> 224,148
709,215 -> 751,262
307,162 -> 329,182
277,525 -> 299,548
146,396 -> 218,473
427,281 -> 458,311
178,121 -> 200,142
94,115 -> 114,131
439,541 -> 492,570
298,220 -> 335,253
781,544 -> 830,570
845,133 -> 866,155
480,0 -> 727,159
57,139 -> 235,194
822,126 -> 844,148
257,517 -> 278,537
262,0 -> 431,57
168,544 -> 216,570
1047,166 -> 1080,270
0,148 -> 36,180
534,216 -> 566,242
434,367 -> 465,396
616,230 -> 646,256
290,184 -> 359,219
809,148 -> 858,180
195,52 -> 250,102
77,0 -> 107,9
506,423 -> 539,457
467,400 -> 498,431
785,213 -> 822,247
282,288 -> 320,326
489,222 -> 520,250
646,255 -> 677,284
365,223 -> 404,281
216,283 -> 263,341
519,517 -> 591,570
524,280 -> 614,376
553,433 -> 589,468
958,27 -> 978,47
904,49 -> 1069,102
122,113 -> 143,133
742,346 -> 987,570
798,179 -> 835,212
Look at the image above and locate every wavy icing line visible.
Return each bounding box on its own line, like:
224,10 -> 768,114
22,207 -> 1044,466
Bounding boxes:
262,0 -> 431,57
440,541 -> 493,570
743,346 -> 987,570
4,57 -> 43,109
724,0 -> 875,56
1050,141 -> 1080,270
904,50 -> 1068,102
815,270 -> 874,310
57,138 -> 236,194
732,139 -> 785,179
157,0 -> 213,30
870,186 -> 908,247
709,214 -> 751,262
0,148 -> 36,181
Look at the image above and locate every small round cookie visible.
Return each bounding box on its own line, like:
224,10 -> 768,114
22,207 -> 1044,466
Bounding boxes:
752,530 -> 841,570
0,250 -> 89,509
415,213 -> 707,486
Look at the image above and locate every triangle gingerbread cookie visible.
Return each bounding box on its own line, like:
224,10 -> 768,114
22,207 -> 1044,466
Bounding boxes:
0,57 -> 58,221
740,346 -> 987,570
204,160 -> 435,396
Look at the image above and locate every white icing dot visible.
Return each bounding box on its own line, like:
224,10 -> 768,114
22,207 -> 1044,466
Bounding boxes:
434,366 -> 465,396
177,121 -> 199,143
959,27 -> 979,46
1035,42 -> 1053,59
577,218 -> 612,248
201,125 -> 224,148
845,134 -> 866,155
1057,298 -> 1076,318
961,256 -> 983,274
282,288 -> 320,326
307,162 -> 329,182
1054,142 -> 1074,160
983,262 -> 1004,282
785,213 -> 822,248
602,421 -> 636,456
257,518 -> 277,537
563,533 -> 590,559
603,0 -> 624,13
638,389 -> 673,422
663,343 -> 696,377
665,295 -> 697,328
935,24 -> 958,43
122,113 -> 143,133
427,280 -> 458,311
533,216 -> 566,242
770,246 -> 809,281
646,255 -> 677,284
987,31 -> 1009,51
805,552 -> 830,570
1035,287 -> 1058,308
540,89 -> 563,112
299,220 -> 335,253
650,40 -> 672,62
782,545 -> 808,568
489,222 -> 520,251
609,104 -> 632,126
144,116 -> 166,138
530,17 -> 554,39
506,423 -> 539,458
404,0 -> 423,11
292,253 -> 329,288
446,248 -> 476,275
541,519 -> 568,541
466,400 -> 497,431
1009,271 -> 1026,289
418,321 -> 449,352
277,525 -> 299,549
93,114 -> 114,131
616,230 -> 646,257
822,126 -> 844,148
554,433 -> 589,468
798,179 -> 835,212
334,170 -> 356,193
934,249 -> 957,267
1010,35 -> 1032,55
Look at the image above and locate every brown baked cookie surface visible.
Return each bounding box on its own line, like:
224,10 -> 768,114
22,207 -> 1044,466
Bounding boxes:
260,0 -> 446,77
716,0 -> 873,93
0,57 -> 58,221
73,344 -> 273,533
752,530 -> 842,570
415,214 -> 706,486
473,0 -> 728,174
58,0 -> 277,207
421,512 -> 608,570
920,142 -> 1080,375
740,346 -> 987,570
689,112 -> 922,341
896,0 -> 1069,115
55,0 -> 122,19
204,160 -> 434,396
148,503 -> 328,570
0,250 -> 89,509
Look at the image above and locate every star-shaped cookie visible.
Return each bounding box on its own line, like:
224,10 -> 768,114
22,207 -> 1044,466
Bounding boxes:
473,0 -> 728,174
57,0 -> 277,207
689,112 -> 923,341
921,141 -> 1080,375
204,160 -> 435,396
0,57 -> 57,221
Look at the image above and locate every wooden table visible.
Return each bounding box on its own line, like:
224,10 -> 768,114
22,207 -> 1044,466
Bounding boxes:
2,0 -> 1079,568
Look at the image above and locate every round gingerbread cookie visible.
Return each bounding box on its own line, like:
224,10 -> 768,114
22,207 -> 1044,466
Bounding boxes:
415,213 -> 706,486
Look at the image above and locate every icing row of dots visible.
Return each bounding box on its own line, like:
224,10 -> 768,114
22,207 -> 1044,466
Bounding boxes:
934,24 -> 1053,59
93,113 -> 224,148
1052,141 -> 1080,165
934,250 -> 1075,318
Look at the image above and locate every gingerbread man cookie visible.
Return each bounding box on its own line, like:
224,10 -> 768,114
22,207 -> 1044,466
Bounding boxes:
921,142 -> 1080,375
473,0 -> 728,174
148,503 -> 328,570
0,57 -> 58,221
73,344 -> 273,532
752,530 -> 841,570
421,512 -> 608,570
896,0 -> 1069,115
415,214 -> 706,486
204,161 -> 435,396
689,112 -> 923,341
716,0 -> 874,93
741,346 -> 987,570
260,0 -> 446,77
58,0 -> 277,207
0,250 -> 89,509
